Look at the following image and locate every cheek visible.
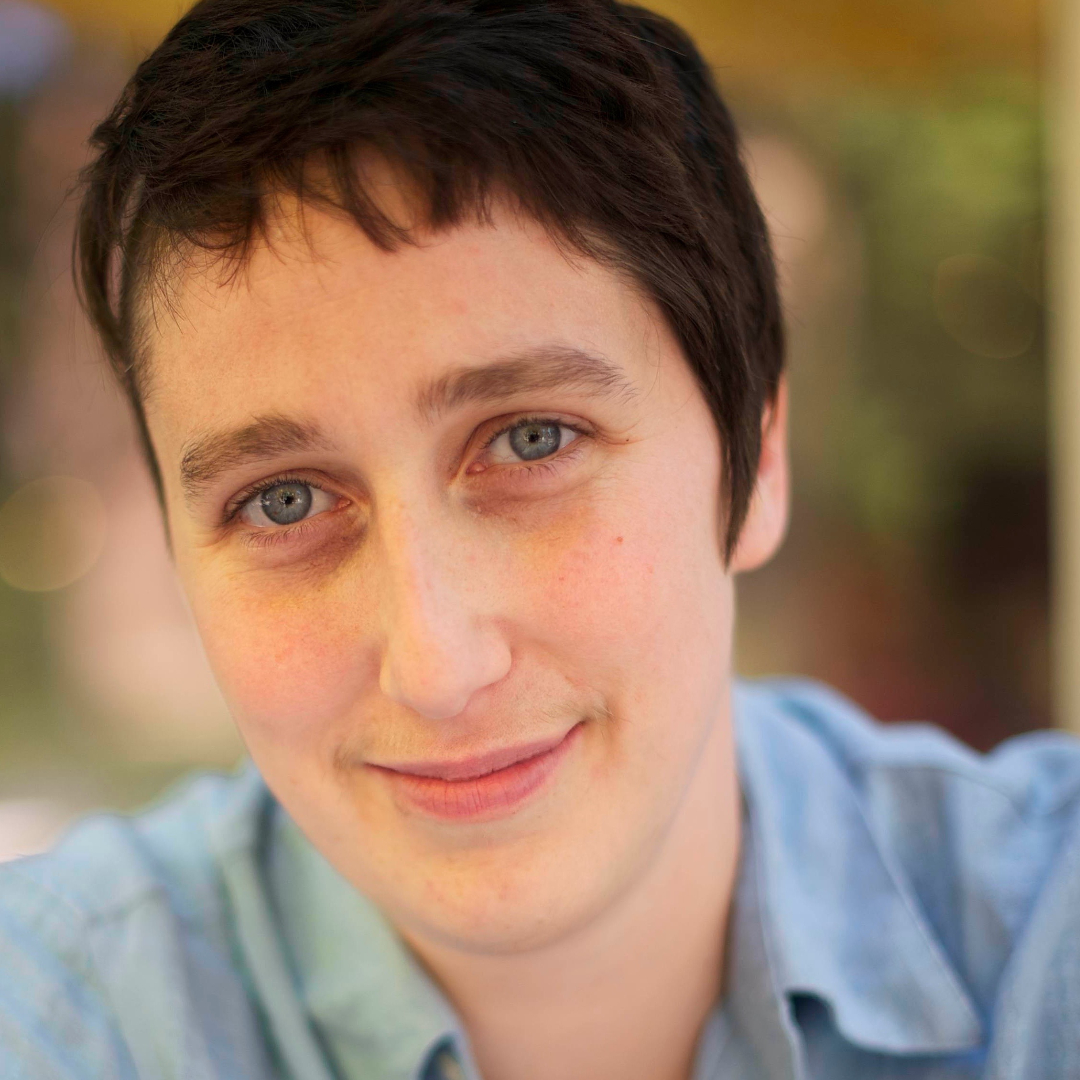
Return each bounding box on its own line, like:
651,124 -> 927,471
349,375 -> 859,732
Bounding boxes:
186,571 -> 371,746
516,468 -> 731,710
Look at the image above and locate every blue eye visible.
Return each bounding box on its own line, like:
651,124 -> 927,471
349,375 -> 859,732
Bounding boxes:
486,420 -> 579,466
509,421 -> 561,460
259,482 -> 311,525
240,480 -> 337,528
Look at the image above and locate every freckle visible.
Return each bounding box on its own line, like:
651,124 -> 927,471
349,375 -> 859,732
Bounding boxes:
615,536 -> 624,544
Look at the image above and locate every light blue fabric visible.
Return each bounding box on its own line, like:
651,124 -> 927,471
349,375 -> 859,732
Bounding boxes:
2,679 -> 1079,1079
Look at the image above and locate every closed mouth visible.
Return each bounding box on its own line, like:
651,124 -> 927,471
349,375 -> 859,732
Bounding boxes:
370,723 -> 582,820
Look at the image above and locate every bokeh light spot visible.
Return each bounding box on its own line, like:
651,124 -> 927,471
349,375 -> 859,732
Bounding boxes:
0,477 -> 107,592
934,253 -> 1040,359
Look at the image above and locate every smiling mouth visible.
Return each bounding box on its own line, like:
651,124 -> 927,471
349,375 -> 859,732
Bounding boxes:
369,724 -> 582,821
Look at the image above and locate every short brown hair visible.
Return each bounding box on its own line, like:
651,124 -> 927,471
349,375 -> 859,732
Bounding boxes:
75,0 -> 783,556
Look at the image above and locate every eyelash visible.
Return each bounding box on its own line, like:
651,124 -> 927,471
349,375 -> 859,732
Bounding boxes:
223,415 -> 590,535
224,473 -> 314,523
240,515 -> 324,550
476,415 -> 589,463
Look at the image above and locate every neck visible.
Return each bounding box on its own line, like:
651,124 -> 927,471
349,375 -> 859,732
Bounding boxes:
405,716 -> 741,1080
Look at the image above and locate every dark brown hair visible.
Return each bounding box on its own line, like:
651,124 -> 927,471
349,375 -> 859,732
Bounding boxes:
75,0 -> 783,556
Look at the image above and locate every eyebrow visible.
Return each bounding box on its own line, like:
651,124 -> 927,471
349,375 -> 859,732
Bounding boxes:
180,414 -> 331,502
178,345 -> 636,503
414,345 -> 637,422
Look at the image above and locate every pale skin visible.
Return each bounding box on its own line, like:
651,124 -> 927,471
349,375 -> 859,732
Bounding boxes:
145,182 -> 789,1080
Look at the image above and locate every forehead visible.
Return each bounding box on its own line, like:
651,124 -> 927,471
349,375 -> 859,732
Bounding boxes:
143,195 -> 681,458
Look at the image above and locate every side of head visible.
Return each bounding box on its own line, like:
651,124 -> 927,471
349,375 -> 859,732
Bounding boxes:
75,0 -> 788,953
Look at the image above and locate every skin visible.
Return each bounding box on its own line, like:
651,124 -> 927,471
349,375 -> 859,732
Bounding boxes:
146,183 -> 789,1080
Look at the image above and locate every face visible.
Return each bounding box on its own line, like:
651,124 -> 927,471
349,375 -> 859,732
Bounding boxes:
146,190 -> 788,954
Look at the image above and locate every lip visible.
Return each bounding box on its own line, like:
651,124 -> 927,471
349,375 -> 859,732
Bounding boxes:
370,724 -> 582,821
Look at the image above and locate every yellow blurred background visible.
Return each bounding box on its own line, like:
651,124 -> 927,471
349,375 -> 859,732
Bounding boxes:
0,0 -> 1060,856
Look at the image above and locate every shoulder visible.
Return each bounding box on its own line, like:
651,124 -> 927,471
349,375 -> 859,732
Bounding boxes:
735,677 -> 1080,1047
736,676 -> 1080,827
0,765 -> 273,1079
0,765 -> 263,944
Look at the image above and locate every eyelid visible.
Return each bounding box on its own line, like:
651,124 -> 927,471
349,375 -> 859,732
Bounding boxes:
239,517 -> 321,550
243,483 -> 339,529
476,414 -> 591,454
224,472 -> 335,524
465,415 -> 593,481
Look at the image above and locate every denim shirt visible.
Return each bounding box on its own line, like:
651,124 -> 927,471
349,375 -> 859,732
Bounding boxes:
2,679 -> 1079,1079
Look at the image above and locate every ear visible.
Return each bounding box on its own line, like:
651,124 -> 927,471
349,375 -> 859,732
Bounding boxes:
729,378 -> 790,574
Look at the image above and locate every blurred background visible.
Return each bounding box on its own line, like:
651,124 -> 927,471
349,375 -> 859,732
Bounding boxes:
0,0 -> 1069,857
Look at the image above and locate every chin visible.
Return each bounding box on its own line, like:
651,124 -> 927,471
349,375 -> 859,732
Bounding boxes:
370,811 -> 648,957
400,862 -> 607,955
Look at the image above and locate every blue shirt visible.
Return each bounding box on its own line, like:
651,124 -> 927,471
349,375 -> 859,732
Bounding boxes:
2,680 -> 1079,1079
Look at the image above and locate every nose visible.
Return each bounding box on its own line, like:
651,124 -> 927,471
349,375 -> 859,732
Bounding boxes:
375,504 -> 511,721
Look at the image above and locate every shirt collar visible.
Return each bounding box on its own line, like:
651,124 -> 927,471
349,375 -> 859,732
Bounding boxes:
202,763 -> 460,1080
265,808 -> 463,1080
731,680 -> 983,1057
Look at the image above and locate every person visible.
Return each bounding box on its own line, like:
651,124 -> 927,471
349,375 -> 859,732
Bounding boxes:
2,0 -> 1078,1077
